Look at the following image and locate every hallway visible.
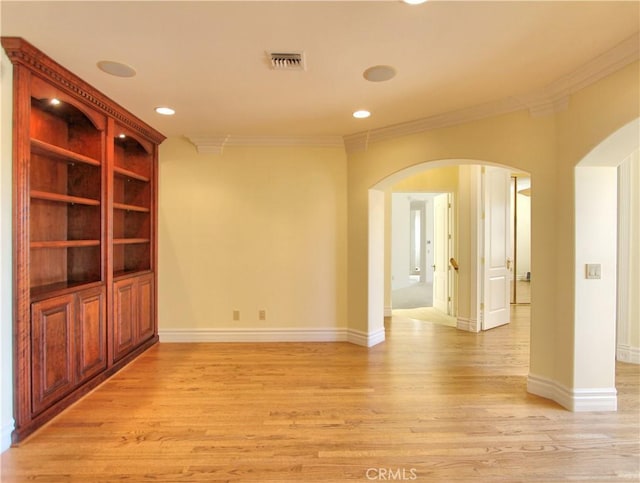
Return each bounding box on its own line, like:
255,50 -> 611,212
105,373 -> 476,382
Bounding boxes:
391,278 -> 433,309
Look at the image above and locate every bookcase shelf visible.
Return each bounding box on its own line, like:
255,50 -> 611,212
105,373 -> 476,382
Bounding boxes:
113,202 -> 150,213
30,280 -> 104,301
113,238 -> 150,245
31,190 -> 100,206
31,138 -> 101,167
113,166 -> 150,183
31,240 -> 101,248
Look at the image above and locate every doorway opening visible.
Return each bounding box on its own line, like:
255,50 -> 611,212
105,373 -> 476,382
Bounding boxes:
391,192 -> 455,327
511,175 -> 532,305
378,161 -> 529,334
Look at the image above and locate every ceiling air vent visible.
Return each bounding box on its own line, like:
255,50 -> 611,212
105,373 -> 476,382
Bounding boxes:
268,51 -> 306,71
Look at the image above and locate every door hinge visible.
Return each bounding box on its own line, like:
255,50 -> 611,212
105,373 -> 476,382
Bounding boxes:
481,257 -> 485,264
480,302 -> 485,310
448,296 -> 451,302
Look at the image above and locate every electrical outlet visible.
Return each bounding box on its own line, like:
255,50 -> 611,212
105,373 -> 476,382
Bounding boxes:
233,310 -> 240,321
259,309 -> 266,321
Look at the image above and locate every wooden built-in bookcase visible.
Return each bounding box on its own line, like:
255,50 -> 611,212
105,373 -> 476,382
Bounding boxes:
2,37 -> 165,442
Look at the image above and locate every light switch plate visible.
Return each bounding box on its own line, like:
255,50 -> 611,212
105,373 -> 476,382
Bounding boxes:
585,264 -> 601,279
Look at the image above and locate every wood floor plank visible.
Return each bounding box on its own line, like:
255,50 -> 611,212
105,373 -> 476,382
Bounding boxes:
1,306 -> 638,482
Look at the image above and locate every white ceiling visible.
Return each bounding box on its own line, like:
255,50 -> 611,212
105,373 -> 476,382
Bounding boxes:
2,1 -> 639,141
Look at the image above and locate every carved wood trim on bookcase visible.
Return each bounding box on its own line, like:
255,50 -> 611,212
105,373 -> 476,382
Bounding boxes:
1,37 -> 165,145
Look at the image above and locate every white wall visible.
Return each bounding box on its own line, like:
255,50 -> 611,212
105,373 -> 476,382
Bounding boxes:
617,150 -> 640,363
630,152 -> 640,359
1,48 -> 15,452
391,194 -> 411,290
574,167 -> 618,405
158,137 -> 348,341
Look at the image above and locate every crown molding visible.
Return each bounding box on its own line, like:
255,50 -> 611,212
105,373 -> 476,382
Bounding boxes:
345,33 -> 639,153
517,34 -> 640,117
186,136 -> 229,154
187,134 -> 344,153
344,97 -> 525,153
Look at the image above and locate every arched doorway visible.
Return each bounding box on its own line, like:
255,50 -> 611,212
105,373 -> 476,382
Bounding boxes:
388,164 -> 532,326
368,159 -> 532,340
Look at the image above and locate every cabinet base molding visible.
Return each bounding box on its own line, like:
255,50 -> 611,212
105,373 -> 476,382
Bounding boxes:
527,373 -> 618,412
160,327 -> 386,347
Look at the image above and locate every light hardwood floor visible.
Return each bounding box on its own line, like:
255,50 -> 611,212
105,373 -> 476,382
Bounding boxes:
2,306 -> 638,482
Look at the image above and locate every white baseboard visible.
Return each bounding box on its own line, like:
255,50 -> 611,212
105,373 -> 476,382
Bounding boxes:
1,418 -> 14,453
347,327 -> 386,347
527,373 -> 617,412
159,327 -> 386,348
457,317 -> 480,332
617,344 -> 640,364
384,306 -> 392,317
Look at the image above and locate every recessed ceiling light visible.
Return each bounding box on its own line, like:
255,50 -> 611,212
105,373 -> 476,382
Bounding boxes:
353,110 -> 371,119
97,60 -> 136,78
363,65 -> 396,82
155,106 -> 175,116
402,0 -> 428,4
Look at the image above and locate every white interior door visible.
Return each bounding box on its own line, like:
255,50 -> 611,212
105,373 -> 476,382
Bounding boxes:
482,167 -> 511,330
433,193 -> 449,314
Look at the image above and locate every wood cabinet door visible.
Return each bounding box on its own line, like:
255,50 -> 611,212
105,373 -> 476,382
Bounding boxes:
76,287 -> 106,383
31,294 -> 76,415
113,278 -> 136,361
136,274 -> 155,344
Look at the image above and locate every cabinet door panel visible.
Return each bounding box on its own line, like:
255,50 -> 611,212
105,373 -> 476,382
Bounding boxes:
31,294 -> 75,415
113,278 -> 136,361
137,275 -> 155,344
76,287 -> 106,382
